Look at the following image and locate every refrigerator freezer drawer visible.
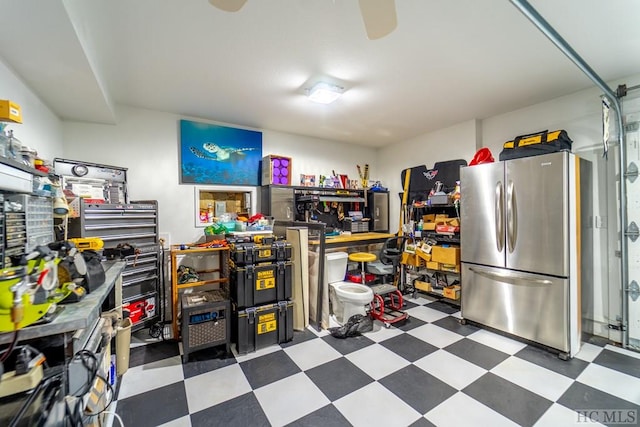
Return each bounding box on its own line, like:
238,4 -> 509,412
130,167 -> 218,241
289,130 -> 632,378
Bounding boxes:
461,263 -> 570,353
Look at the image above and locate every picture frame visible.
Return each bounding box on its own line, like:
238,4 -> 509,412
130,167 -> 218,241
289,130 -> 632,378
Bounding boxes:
180,119 -> 262,186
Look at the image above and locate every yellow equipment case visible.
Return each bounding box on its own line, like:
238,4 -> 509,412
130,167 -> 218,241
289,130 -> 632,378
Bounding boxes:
233,300 -> 293,354
499,129 -> 572,161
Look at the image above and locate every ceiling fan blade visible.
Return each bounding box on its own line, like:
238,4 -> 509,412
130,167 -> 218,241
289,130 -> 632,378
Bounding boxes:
358,0 -> 397,40
208,0 -> 248,13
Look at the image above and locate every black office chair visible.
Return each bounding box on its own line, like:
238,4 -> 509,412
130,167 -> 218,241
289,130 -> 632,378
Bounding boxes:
367,236 -> 407,285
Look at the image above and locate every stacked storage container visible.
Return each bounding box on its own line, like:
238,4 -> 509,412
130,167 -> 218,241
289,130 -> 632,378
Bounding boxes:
228,237 -> 294,353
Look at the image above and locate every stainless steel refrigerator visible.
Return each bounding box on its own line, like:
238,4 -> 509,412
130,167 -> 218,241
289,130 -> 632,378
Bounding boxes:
460,151 -> 591,358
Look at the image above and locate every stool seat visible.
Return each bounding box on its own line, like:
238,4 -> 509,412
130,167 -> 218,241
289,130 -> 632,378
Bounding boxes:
349,252 -> 377,285
349,252 -> 376,263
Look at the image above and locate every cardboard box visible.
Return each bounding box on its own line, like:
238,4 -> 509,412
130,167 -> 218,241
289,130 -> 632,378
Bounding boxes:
431,246 -> 460,265
426,261 -> 440,270
414,280 -> 432,292
440,263 -> 461,273
0,100 -> 22,123
401,253 -> 424,267
443,285 -> 461,300
401,252 -> 413,265
435,214 -> 449,221
415,247 -> 431,262
422,214 -> 435,223
446,218 -> 460,227
424,222 -> 436,231
226,200 -> 243,214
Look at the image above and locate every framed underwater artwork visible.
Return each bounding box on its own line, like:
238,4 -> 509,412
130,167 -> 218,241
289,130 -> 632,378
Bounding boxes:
179,119 -> 263,186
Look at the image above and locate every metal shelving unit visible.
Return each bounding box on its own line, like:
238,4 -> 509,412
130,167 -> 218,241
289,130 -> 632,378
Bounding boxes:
169,245 -> 230,340
403,202 -> 461,305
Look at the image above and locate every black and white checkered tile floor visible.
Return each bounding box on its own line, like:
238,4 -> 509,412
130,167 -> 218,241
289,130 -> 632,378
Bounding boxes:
114,295 -> 640,427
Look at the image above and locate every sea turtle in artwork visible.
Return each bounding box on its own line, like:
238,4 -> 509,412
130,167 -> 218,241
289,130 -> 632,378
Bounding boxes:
189,142 -> 256,161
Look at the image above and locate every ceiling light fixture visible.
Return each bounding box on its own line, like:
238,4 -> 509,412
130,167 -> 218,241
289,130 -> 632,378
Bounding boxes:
307,82 -> 344,104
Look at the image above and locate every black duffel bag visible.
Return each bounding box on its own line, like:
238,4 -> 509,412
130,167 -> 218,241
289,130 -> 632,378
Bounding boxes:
499,129 -> 572,161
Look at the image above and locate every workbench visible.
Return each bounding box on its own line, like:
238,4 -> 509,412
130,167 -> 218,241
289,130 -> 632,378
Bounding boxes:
0,261 -> 126,426
319,232 -> 396,248
0,261 -> 126,349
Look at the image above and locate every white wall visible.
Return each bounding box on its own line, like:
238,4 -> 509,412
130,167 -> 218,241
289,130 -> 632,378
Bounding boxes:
62,105 -> 378,245
0,57 -> 63,160
377,119 -> 479,234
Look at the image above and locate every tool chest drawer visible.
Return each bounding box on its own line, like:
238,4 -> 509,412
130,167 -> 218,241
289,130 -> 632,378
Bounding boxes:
68,201 -> 159,247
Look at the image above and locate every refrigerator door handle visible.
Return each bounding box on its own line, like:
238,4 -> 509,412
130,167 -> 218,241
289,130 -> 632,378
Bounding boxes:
469,266 -> 553,286
506,180 -> 517,253
495,181 -> 504,253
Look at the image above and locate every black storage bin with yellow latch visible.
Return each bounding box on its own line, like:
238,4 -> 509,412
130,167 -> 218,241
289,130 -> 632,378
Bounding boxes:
233,300 -> 294,354
230,241 -> 292,265
229,261 -> 292,308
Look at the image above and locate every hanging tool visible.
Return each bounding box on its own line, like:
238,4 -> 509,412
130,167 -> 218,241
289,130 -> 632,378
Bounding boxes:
399,168 -> 411,236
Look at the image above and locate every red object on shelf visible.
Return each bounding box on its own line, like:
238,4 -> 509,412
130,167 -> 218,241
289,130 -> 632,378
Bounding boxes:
435,224 -> 460,234
125,295 -> 156,325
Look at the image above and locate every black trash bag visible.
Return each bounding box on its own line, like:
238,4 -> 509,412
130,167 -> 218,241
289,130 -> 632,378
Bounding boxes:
328,314 -> 373,339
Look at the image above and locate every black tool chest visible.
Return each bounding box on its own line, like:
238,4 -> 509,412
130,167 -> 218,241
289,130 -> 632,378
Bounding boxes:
229,241 -> 292,265
181,290 -> 230,362
229,261 -> 292,307
234,300 -> 293,354
228,237 -> 294,353
68,200 -> 160,331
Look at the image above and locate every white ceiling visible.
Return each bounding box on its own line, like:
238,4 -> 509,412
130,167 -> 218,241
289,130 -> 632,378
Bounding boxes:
0,0 -> 638,147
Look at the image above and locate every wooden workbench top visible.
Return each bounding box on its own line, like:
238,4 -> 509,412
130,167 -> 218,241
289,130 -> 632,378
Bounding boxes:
310,232 -> 396,246
326,232 -> 395,243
